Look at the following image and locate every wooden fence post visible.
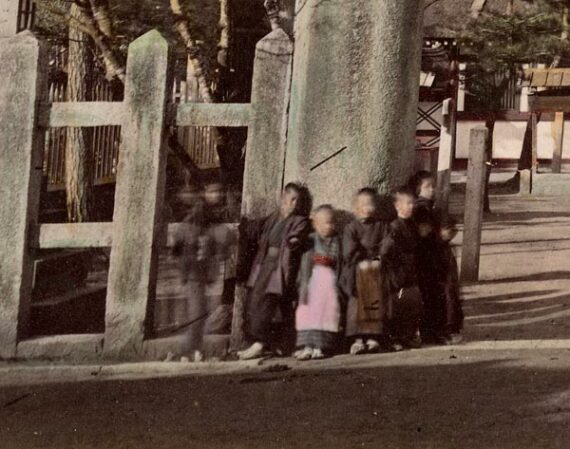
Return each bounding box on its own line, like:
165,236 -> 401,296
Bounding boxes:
0,32 -> 47,358
231,28 -> 294,351
435,98 -> 457,212
531,112 -> 539,174
552,111 -> 564,174
104,30 -> 171,358
460,126 -> 488,283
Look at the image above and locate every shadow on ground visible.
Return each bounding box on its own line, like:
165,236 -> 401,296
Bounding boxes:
0,355 -> 569,449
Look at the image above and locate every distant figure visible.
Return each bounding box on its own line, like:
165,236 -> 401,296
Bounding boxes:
295,205 -> 343,360
381,186 -> 423,351
340,188 -> 389,355
237,183 -> 311,360
437,216 -> 464,344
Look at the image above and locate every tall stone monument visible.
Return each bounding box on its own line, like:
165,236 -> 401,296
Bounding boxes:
284,0 -> 424,210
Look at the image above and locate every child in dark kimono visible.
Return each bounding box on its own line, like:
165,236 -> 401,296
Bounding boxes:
295,205 -> 342,360
409,171 -> 444,343
341,188 -> 388,355
237,183 -> 310,360
381,187 -> 423,351
437,216 -> 464,344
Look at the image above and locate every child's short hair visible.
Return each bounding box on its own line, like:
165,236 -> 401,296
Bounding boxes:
440,215 -> 458,229
413,206 -> 434,226
355,187 -> 379,199
313,204 -> 334,214
408,170 -> 434,196
391,185 -> 415,203
284,182 -> 302,195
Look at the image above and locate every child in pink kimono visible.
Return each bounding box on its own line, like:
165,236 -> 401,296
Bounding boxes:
295,205 -> 343,360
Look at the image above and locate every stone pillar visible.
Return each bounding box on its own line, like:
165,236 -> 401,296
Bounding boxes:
0,0 -> 19,36
283,0 -> 424,210
0,32 -> 47,358
242,28 -> 293,218
104,31 -> 171,359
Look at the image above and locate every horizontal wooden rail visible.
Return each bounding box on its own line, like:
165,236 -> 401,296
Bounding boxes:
37,222 -> 239,249
174,103 -> 251,127
39,102 -> 125,127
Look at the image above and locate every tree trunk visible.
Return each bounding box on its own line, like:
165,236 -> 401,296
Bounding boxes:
65,3 -> 92,223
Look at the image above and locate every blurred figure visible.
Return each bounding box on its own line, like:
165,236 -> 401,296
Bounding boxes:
171,180 -> 236,360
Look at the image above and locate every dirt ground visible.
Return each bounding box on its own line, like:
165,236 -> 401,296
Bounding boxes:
2,175 -> 570,448
0,348 -> 569,449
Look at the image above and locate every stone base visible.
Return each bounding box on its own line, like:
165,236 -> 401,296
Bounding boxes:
531,173 -> 570,195
16,334 -> 104,361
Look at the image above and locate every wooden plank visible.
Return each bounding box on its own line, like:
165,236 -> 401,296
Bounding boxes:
0,32 -> 47,358
546,71 -> 564,87
435,98 -> 457,212
460,126 -> 487,283
104,30 -> 172,359
39,102 -> 125,127
561,71 -> 570,87
529,95 -> 570,113
174,102 -> 251,127
552,111 -> 565,173
530,71 -> 548,87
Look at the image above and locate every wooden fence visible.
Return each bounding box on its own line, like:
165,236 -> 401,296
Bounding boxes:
0,28 -> 292,360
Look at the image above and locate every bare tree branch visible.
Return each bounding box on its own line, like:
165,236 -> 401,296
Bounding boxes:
169,0 -> 215,103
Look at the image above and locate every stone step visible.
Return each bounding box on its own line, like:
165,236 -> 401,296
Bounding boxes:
531,173 -> 570,196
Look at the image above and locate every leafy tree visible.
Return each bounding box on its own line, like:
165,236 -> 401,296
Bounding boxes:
458,0 -> 570,209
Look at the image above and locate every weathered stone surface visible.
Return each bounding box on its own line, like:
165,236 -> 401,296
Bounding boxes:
0,2 -> 18,36
16,334 -> 104,361
0,32 -> 47,358
284,0 -> 424,210
104,30 -> 172,359
242,28 -> 294,217
461,126 -> 488,283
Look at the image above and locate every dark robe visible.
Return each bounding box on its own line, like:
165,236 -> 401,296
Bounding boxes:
414,197 -> 446,340
340,218 -> 388,337
339,218 -> 387,298
238,211 -> 310,345
380,217 -> 422,342
437,241 -> 464,335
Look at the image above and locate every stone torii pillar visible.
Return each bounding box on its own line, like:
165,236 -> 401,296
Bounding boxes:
284,0 -> 424,210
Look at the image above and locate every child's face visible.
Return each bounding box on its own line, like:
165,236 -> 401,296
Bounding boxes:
355,194 -> 377,219
440,226 -> 458,242
395,194 -> 414,219
419,178 -> 435,200
204,183 -> 224,206
418,223 -> 433,238
281,190 -> 299,217
313,209 -> 335,237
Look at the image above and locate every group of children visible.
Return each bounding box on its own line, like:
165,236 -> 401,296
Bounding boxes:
236,171 -> 464,361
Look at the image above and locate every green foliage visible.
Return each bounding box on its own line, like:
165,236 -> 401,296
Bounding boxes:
459,0 -> 570,110
460,6 -> 566,68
